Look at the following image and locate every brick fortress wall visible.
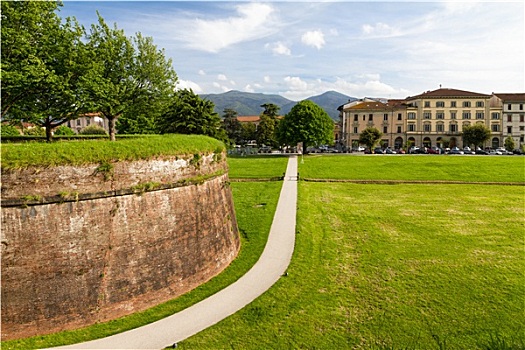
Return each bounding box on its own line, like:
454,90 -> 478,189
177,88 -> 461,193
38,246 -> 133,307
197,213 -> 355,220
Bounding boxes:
1,152 -> 240,340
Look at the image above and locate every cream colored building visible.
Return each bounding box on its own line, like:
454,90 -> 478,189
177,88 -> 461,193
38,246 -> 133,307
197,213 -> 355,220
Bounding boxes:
340,88 -> 504,150
492,93 -> 525,148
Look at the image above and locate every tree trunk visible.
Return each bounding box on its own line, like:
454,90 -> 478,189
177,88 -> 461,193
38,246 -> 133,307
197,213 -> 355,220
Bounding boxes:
44,121 -> 53,142
108,116 -> 116,141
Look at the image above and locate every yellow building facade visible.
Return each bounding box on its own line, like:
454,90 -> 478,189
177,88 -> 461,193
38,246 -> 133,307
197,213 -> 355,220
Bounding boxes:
340,88 -> 506,150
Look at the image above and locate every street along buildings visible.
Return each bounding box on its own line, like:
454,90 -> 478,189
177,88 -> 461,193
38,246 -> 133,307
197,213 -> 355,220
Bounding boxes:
338,88 -> 524,150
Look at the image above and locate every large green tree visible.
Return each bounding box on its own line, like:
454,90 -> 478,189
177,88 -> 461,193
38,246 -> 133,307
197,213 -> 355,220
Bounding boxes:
358,127 -> 383,152
84,15 -> 177,140
1,1 -> 91,141
462,124 -> 491,149
157,89 -> 226,141
277,100 -> 334,151
222,108 -> 242,145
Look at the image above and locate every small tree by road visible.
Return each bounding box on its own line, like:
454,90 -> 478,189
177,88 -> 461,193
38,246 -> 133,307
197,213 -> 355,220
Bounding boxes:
358,127 -> 382,152
504,136 -> 515,152
462,124 -> 491,149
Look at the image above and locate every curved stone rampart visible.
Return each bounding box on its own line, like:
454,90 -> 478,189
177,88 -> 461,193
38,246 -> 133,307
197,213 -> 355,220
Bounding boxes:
0,151 -> 239,340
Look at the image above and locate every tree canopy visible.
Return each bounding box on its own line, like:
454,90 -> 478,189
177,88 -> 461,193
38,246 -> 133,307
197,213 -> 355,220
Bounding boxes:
157,89 -> 227,142
84,15 -> 177,140
277,100 -> 334,151
358,127 -> 383,151
222,108 -> 243,145
1,1 -> 90,141
1,4 -> 177,141
461,124 -> 491,149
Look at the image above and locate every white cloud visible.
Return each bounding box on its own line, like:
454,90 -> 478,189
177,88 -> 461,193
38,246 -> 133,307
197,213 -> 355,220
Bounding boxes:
198,70 -> 206,76
218,74 -> 228,81
362,22 -> 401,38
301,30 -> 325,50
244,84 -> 255,93
181,3 -> 278,52
267,41 -> 291,56
176,79 -> 203,93
264,76 -> 271,83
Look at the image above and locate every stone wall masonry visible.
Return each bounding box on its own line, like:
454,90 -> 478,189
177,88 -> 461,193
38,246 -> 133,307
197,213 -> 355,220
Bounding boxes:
1,152 -> 239,340
1,153 -> 226,199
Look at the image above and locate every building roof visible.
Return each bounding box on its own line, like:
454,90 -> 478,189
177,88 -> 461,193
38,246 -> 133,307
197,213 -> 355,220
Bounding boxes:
345,101 -> 390,111
236,116 -> 260,123
492,93 -> 525,102
406,88 -> 491,100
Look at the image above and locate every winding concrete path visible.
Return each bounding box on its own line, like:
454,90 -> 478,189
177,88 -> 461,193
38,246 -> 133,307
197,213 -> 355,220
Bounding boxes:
52,156 -> 298,349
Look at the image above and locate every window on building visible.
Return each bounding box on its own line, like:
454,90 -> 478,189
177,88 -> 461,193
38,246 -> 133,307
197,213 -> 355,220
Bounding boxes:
354,114 -> 358,122
397,126 -> 402,133
450,124 -> 458,133
408,112 -> 416,119
383,126 -> 388,133
363,115 -> 366,121
450,112 -> 457,119
463,101 -> 471,107
436,112 -> 444,119
424,101 -> 430,107
462,112 -> 471,119
76,119 -> 81,126
397,113 -> 402,120
476,112 -> 484,119
86,118 -> 90,125
521,115 -> 524,122
507,126 -> 512,134
492,124 -> 500,132
436,124 -> 444,132
423,124 -> 431,132
451,101 -> 457,107
521,136 -> 524,142
384,114 -> 388,121
369,114 -> 373,121
507,104 -> 512,110
408,124 -> 416,132
436,101 -> 445,108
476,101 -> 484,107
508,115 -> 512,122
520,126 -> 525,131
423,112 -> 431,119
520,104 -> 523,110
491,112 -> 500,119
353,127 -> 358,134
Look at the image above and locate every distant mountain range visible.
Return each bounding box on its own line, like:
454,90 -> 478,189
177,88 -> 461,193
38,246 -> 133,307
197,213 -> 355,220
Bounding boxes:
200,90 -> 356,120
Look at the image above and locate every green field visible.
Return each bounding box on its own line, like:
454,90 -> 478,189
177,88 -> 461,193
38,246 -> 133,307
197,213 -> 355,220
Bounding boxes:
179,156 -> 525,349
299,155 -> 525,183
227,155 -> 289,179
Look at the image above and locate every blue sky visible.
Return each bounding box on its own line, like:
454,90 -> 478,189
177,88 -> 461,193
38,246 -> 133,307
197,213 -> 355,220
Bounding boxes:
60,1 -> 524,101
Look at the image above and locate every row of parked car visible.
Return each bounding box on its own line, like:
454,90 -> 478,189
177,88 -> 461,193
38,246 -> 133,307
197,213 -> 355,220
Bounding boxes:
368,146 -> 523,155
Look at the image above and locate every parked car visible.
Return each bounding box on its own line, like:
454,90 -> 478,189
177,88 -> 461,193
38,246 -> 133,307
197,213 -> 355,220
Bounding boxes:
496,147 -> 513,155
427,147 -> 441,154
384,148 -> 397,154
373,147 -> 384,154
352,146 -> 366,152
475,147 -> 488,155
513,149 -> 523,155
258,146 -> 272,153
463,146 -> 474,155
488,149 -> 502,155
449,147 -> 464,155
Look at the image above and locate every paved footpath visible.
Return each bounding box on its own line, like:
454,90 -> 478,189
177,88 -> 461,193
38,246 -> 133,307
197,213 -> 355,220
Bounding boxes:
52,156 -> 298,350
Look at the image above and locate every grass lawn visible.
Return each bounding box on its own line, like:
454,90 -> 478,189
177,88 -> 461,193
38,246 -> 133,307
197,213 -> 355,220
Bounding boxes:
1,181 -> 282,350
179,182 -> 524,349
227,155 -> 289,179
299,155 -> 525,183
1,134 -> 225,169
